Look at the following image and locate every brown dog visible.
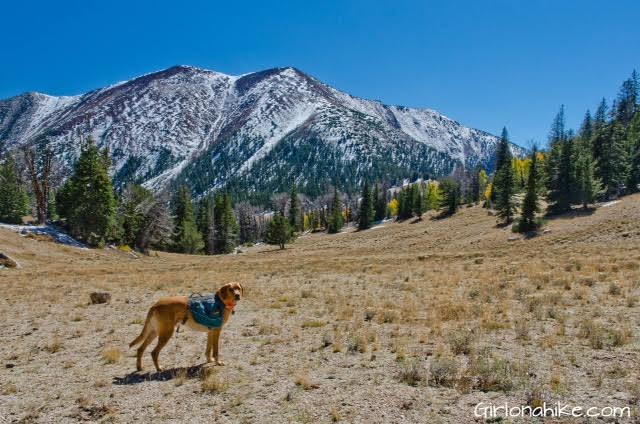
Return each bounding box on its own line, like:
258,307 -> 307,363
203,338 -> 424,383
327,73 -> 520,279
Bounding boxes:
129,282 -> 243,372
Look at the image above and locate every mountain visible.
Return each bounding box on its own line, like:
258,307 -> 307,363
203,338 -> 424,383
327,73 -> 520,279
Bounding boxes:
0,65 -> 523,200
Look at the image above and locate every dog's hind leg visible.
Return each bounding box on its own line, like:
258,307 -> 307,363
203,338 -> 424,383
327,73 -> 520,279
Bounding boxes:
129,309 -> 154,348
136,330 -> 157,371
151,324 -> 174,372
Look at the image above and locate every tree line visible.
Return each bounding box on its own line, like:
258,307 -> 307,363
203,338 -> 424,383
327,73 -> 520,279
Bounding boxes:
1,71 -> 638,248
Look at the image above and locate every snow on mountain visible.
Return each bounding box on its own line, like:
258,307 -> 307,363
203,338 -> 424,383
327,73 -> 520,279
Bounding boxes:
0,65 -> 524,198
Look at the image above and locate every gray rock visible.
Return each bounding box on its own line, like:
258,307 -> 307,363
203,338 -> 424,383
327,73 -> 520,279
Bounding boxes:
0,253 -> 20,269
90,292 -> 112,304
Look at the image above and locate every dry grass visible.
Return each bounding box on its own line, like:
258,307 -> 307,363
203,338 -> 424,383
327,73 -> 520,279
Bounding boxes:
102,348 -> 123,364
1,194 -> 640,422
200,367 -> 227,393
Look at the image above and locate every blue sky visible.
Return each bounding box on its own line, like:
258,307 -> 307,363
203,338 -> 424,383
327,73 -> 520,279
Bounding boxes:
2,0 -> 638,147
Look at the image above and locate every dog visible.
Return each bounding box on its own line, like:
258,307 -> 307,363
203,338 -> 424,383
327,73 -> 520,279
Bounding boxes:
129,282 -> 243,372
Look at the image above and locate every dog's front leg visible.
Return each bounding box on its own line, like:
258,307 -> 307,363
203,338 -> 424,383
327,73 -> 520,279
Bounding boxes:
211,329 -> 223,365
205,331 -> 214,363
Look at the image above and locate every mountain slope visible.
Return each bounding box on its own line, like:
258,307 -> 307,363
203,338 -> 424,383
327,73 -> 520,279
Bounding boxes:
0,65 -> 523,198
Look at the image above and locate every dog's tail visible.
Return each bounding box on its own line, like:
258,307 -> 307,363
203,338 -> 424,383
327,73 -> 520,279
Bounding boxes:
129,308 -> 154,348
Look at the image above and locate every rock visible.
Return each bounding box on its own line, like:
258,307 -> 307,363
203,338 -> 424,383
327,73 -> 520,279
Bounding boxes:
90,292 -> 112,304
543,229 -> 552,234
507,236 -> 519,242
0,253 -> 20,269
6,363 -> 15,369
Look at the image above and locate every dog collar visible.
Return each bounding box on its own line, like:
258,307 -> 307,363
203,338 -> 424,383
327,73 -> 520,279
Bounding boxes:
224,302 -> 236,310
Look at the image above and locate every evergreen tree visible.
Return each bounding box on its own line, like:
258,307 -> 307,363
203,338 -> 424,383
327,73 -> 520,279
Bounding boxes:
175,217 -> 205,254
374,183 -> 387,221
616,70 -> 639,126
327,187 -> 344,234
627,111 -> 640,193
547,135 -> 574,214
196,196 -> 214,254
599,120 -> 629,198
411,183 -> 426,219
592,98 -> 608,169
575,113 -> 602,208
544,106 -> 567,193
516,146 -> 540,232
0,156 -> 29,224
213,193 -> 238,254
397,186 -> 413,220
288,182 -> 302,232
173,186 -> 189,236
57,138 -> 116,245
357,180 -> 374,230
492,127 -> 516,223
172,185 -> 203,254
265,212 -> 293,249
439,178 -> 460,216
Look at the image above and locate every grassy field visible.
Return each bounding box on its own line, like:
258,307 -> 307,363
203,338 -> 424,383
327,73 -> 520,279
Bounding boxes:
1,194 -> 639,423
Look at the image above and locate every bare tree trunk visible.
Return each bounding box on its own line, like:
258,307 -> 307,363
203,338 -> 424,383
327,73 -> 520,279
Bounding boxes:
22,147 -> 52,225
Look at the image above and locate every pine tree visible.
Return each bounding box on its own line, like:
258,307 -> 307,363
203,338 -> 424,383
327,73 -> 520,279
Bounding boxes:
627,111 -> 640,193
213,193 -> 238,254
57,138 -> 116,245
544,106 -> 567,193
358,180 -> 373,230
196,196 -> 214,254
327,187 -> 344,234
592,98 -> 608,170
172,185 -> 203,254
547,135 -> 574,214
575,113 -> 602,208
439,178 -> 460,216
265,212 -> 293,249
288,182 -> 302,232
175,217 -> 205,254
374,183 -> 387,221
0,156 -> 29,224
616,70 -> 639,126
411,183 -> 426,219
493,127 -> 516,223
516,146 -> 540,232
599,120 -> 629,198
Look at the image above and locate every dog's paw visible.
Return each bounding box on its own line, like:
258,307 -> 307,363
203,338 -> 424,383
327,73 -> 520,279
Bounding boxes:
215,360 -> 225,366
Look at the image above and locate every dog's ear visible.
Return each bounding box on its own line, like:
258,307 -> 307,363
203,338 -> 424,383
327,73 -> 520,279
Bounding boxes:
238,283 -> 244,297
216,283 -> 231,298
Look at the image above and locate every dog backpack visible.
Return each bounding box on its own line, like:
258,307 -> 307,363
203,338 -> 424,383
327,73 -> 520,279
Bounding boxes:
188,294 -> 225,329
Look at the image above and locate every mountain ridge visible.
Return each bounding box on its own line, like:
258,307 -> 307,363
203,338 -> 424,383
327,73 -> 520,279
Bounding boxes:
0,65 -> 524,199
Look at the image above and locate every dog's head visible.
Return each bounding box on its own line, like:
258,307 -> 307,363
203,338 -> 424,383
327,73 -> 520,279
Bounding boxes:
216,282 -> 244,308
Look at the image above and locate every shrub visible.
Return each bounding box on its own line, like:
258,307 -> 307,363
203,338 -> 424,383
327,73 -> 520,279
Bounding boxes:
428,354 -> 459,387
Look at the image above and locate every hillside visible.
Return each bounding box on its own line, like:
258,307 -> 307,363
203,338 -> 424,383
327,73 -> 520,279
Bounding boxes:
1,194 -> 639,422
0,66 -> 524,199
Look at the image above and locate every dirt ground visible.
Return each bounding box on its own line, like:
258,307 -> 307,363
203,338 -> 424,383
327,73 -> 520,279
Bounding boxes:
1,195 -> 639,423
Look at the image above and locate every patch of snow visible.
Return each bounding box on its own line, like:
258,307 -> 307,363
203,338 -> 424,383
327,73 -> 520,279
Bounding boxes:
0,224 -> 86,249
600,200 -> 620,208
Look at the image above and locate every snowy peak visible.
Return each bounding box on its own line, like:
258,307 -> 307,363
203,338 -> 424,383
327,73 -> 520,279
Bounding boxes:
0,65 -> 523,198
